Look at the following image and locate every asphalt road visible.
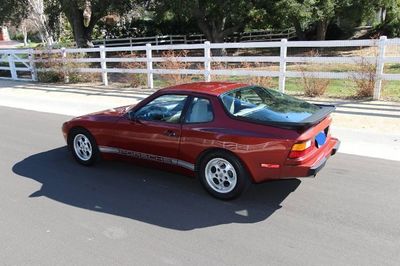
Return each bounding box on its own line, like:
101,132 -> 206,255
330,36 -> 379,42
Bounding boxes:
0,106 -> 399,266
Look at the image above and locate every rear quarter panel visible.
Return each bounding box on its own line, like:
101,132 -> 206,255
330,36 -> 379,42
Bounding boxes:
179,96 -> 300,183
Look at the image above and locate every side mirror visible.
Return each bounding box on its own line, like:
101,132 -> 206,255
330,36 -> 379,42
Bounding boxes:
127,111 -> 143,124
127,111 -> 135,121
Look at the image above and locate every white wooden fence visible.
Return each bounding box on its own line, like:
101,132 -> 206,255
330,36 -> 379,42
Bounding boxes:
1,36 -> 399,100
0,49 -> 36,81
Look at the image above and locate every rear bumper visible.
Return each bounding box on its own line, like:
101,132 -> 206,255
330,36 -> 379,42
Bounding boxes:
308,140 -> 340,176
280,138 -> 340,178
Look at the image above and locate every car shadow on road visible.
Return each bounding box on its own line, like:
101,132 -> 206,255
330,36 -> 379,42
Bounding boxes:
12,147 -> 301,231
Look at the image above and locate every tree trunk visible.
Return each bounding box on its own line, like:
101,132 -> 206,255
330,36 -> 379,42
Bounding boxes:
316,19 -> 329,40
195,19 -> 240,55
27,0 -> 54,46
65,8 -> 95,48
22,25 -> 28,46
71,20 -> 95,48
212,30 -> 226,56
292,19 -> 306,40
40,16 -> 54,45
60,0 -> 98,48
195,20 -> 226,55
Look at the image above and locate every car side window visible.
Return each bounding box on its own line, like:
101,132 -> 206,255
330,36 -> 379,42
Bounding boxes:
221,88 -> 262,115
185,97 -> 214,123
134,94 -> 188,123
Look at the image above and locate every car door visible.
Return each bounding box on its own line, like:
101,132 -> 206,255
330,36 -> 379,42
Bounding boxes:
179,96 -> 217,166
111,94 -> 189,165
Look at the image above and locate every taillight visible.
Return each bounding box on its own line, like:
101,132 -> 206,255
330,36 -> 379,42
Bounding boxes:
289,140 -> 312,158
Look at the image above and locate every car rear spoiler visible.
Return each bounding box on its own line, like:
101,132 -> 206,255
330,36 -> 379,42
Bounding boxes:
299,104 -> 336,126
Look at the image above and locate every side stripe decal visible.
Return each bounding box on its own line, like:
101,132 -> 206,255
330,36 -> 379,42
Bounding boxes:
98,146 -> 195,171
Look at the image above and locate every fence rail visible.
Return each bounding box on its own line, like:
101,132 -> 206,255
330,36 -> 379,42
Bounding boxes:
92,29 -> 297,48
0,36 -> 399,100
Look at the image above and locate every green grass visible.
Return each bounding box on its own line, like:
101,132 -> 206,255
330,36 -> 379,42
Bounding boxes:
285,78 -> 357,98
385,64 -> 400,74
16,42 -> 40,49
382,81 -> 400,101
0,61 -> 29,68
285,78 -> 399,101
153,75 -> 399,101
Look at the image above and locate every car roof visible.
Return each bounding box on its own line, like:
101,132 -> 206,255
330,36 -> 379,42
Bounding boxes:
159,82 -> 248,96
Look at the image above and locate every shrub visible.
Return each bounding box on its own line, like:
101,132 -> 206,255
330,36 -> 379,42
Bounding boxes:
240,62 -> 273,88
297,50 -> 329,97
117,52 -> 147,87
158,50 -> 199,85
211,61 -> 274,87
298,65 -> 330,97
301,75 -> 330,97
351,58 -> 376,98
35,49 -> 99,83
35,50 -> 64,83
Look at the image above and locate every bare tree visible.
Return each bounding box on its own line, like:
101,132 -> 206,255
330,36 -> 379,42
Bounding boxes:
27,0 -> 54,45
19,17 -> 40,46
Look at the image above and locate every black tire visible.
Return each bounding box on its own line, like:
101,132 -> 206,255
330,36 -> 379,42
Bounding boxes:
198,151 -> 250,200
67,128 -> 99,166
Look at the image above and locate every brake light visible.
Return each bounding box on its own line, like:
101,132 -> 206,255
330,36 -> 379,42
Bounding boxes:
289,140 -> 312,158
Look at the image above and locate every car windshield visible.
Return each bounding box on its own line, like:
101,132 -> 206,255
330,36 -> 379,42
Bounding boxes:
220,86 -> 320,123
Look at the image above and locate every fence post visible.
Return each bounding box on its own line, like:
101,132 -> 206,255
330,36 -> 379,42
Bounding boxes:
28,49 -> 37,81
146,43 -> 154,89
8,52 -> 17,80
61,47 -> 69,83
99,45 -> 108,86
374,36 -> 387,100
279,38 -> 288,93
204,41 -> 211,82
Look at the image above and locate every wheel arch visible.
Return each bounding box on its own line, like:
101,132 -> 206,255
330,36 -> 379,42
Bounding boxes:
67,126 -> 96,146
195,147 -> 254,182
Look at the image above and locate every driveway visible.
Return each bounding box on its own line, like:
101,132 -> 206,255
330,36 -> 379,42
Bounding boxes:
0,105 -> 399,265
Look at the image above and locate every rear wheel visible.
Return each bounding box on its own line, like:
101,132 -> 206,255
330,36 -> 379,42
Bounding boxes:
199,151 -> 250,200
68,128 -> 99,166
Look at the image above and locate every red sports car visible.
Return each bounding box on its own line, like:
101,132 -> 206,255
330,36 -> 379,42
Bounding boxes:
62,82 -> 340,199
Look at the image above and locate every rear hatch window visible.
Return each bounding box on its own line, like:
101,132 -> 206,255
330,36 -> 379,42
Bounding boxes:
220,86 -> 334,128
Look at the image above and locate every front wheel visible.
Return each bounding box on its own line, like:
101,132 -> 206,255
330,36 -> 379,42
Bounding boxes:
68,128 -> 99,166
198,151 -> 250,200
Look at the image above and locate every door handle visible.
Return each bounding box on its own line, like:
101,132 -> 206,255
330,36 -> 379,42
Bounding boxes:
164,130 -> 177,137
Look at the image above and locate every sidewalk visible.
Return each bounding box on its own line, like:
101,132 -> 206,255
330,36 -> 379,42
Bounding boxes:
0,40 -> 22,48
1,79 -> 399,161
0,80 -> 153,116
